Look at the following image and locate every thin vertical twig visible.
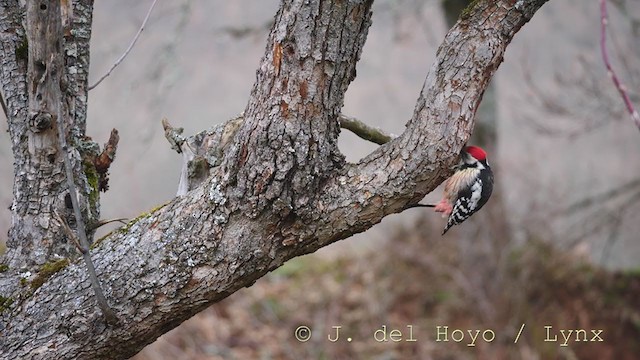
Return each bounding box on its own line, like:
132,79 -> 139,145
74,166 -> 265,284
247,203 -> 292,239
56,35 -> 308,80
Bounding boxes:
88,0 -> 160,90
600,0 -> 640,131
56,110 -> 119,324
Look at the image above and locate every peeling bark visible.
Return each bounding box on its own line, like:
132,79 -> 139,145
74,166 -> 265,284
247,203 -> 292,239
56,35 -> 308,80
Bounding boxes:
0,0 -> 549,359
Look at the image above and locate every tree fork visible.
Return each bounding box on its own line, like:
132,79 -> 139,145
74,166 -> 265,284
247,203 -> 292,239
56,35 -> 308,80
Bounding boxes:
0,1 -> 550,359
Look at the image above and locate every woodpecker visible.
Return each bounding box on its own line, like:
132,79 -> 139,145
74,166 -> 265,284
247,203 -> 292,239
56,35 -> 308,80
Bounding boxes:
407,146 -> 494,235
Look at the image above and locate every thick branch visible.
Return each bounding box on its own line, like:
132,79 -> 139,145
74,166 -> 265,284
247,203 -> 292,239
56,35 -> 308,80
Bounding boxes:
220,0 -> 375,220
163,113 -> 393,195
307,0 -> 551,244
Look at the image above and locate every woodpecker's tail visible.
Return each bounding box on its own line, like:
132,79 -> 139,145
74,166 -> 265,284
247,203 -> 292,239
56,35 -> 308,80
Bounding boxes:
404,203 -> 436,209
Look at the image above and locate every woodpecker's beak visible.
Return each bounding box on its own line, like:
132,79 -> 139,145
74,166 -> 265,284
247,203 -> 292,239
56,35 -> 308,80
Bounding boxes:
451,151 -> 468,170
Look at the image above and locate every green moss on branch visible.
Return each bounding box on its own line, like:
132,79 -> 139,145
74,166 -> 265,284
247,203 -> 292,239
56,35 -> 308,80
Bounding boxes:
0,296 -> 13,313
30,258 -> 70,290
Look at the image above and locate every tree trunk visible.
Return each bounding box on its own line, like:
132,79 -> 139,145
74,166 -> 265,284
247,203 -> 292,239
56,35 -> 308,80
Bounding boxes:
2,0 -> 96,272
0,0 -> 549,358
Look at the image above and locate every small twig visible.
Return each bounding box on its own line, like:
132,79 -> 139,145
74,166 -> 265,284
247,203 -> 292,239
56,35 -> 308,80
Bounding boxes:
94,129 -> 120,192
88,0 -> 159,90
338,114 -> 394,145
162,117 -> 186,153
404,203 -> 436,209
163,113 -> 394,157
54,210 -> 82,251
600,0 -> 640,131
56,111 -> 119,325
89,218 -> 129,231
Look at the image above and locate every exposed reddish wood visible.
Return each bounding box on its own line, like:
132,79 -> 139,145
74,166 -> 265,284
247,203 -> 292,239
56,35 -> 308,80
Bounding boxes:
94,128 -> 119,191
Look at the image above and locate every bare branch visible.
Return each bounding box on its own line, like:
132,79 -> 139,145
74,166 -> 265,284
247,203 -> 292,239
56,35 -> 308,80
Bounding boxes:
519,55 -> 613,138
88,218 -> 129,231
88,0 -> 159,90
94,129 -> 120,192
338,114 -> 394,145
600,0 -> 640,130
163,112 -> 393,155
56,106 -> 119,325
162,117 -> 186,153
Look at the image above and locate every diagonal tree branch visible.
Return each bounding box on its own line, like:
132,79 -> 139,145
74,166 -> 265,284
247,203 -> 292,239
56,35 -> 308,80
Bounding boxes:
308,0 -> 551,244
0,1 -> 550,359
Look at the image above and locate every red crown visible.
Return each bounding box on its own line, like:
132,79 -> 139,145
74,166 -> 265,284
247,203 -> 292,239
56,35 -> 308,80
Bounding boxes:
464,146 -> 487,161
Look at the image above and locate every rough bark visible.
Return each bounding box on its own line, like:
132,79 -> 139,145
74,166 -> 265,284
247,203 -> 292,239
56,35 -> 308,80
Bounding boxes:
162,113 -> 393,196
442,0 -> 498,149
0,0 -> 549,359
2,0 -> 97,272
